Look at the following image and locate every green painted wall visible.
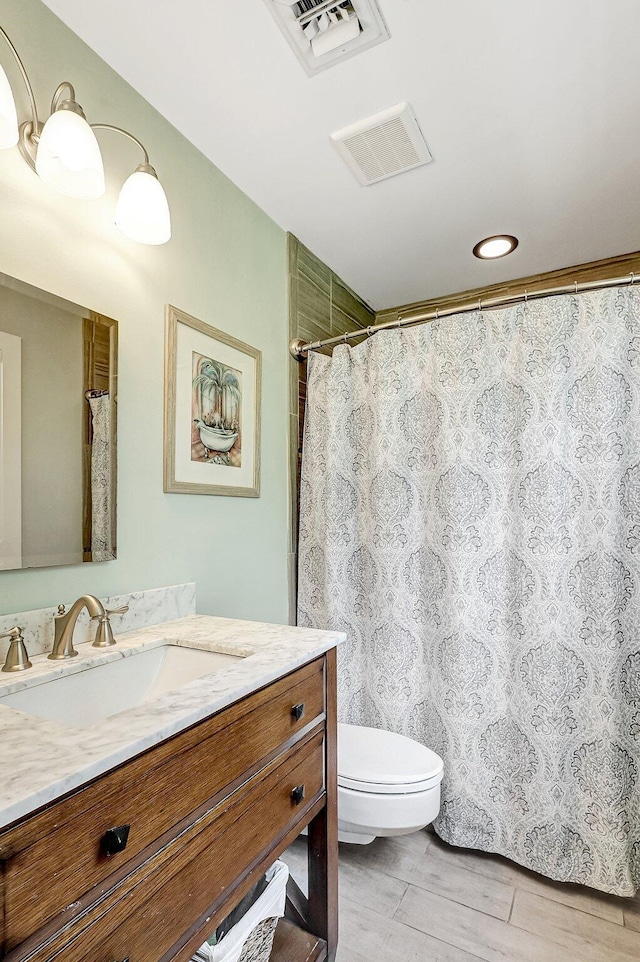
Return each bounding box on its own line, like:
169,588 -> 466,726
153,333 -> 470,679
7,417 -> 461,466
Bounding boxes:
0,0 -> 289,622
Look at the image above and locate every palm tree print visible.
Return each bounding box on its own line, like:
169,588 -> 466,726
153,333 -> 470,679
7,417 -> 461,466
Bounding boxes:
191,352 -> 242,467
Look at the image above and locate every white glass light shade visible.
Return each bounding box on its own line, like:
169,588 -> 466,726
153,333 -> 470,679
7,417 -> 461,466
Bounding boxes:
35,108 -> 105,199
0,64 -> 18,149
115,167 -> 171,245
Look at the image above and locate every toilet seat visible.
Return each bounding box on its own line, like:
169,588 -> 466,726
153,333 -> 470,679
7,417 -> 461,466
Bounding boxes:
338,772 -> 442,794
338,723 -> 443,796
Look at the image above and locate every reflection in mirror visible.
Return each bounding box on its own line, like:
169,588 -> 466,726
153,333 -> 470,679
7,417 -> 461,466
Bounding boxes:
0,273 -> 117,570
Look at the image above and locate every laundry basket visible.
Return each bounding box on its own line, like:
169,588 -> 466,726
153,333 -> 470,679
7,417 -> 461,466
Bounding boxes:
193,861 -> 289,962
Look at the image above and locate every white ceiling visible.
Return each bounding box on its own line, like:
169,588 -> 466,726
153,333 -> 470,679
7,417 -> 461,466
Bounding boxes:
41,0 -> 640,310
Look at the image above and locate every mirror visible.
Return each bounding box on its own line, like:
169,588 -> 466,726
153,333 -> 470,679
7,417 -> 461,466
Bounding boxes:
0,273 -> 117,570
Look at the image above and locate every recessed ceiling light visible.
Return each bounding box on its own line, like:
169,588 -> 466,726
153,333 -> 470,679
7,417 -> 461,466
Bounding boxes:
473,234 -> 519,259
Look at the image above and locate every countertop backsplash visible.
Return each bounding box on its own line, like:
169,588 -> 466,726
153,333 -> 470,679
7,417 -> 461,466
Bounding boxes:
0,583 -> 197,662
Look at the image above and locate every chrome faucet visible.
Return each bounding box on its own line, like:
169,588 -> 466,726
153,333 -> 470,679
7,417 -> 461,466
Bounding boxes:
49,595 -> 106,660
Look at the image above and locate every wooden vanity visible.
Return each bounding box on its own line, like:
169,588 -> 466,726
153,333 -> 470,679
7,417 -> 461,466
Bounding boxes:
0,649 -> 338,962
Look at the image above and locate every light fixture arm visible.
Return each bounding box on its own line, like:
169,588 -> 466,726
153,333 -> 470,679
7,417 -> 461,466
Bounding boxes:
0,24 -> 39,135
51,81 -> 79,115
91,123 -> 151,167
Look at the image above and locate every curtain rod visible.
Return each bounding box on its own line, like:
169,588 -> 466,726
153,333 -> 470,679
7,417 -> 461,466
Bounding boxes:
289,271 -> 640,360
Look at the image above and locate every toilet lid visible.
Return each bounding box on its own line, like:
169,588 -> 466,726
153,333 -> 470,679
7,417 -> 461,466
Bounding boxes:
337,723 -> 443,794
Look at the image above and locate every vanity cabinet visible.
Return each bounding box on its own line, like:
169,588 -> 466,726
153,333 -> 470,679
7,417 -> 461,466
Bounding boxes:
0,649 -> 338,962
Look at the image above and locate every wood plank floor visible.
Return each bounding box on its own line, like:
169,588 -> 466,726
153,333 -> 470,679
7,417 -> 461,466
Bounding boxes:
282,830 -> 640,962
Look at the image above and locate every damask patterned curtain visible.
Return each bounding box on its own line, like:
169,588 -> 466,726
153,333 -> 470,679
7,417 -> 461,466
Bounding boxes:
298,287 -> 640,896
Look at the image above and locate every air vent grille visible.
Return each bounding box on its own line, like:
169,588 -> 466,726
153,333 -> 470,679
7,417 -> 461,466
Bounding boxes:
331,103 -> 433,186
265,0 -> 388,76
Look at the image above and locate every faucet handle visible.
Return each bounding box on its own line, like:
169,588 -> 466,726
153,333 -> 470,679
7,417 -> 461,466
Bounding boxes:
1,626 -> 32,672
106,605 -> 129,617
92,605 -> 128,648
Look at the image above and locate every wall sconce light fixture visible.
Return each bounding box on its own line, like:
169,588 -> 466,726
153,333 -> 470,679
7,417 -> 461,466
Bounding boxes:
0,25 -> 171,245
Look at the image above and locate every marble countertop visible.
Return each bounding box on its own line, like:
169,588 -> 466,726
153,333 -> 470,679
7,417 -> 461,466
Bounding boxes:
0,615 -> 344,830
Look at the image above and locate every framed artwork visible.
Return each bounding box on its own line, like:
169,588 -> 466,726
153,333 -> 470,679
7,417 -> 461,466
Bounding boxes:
164,305 -> 261,497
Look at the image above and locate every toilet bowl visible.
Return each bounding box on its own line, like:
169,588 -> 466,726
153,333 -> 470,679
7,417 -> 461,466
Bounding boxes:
337,723 -> 444,845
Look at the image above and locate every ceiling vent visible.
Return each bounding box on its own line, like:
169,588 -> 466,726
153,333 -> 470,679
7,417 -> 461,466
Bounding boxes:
264,0 -> 389,76
331,102 -> 433,186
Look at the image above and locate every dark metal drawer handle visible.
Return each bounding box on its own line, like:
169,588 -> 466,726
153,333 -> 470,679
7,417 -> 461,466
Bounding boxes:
291,703 -> 305,721
102,824 -> 131,857
291,784 -> 306,805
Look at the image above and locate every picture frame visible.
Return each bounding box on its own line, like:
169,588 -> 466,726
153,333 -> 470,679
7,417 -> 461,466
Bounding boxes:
164,305 -> 261,497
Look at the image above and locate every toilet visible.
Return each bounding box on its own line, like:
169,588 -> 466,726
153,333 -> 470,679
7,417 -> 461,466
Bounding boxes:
337,723 -> 444,845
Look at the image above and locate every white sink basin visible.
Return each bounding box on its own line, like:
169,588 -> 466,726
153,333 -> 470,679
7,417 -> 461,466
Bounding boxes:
0,644 -> 243,728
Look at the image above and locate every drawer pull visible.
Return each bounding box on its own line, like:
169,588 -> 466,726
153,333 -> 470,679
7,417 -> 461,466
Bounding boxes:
102,823 -> 131,856
291,784 -> 306,805
291,702 -> 306,721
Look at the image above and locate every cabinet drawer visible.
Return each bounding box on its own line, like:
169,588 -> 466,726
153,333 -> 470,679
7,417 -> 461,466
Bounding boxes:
0,658 -> 325,951
33,732 -> 325,962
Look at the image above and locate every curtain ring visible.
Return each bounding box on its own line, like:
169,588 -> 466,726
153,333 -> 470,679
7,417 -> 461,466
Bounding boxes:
524,290 -> 528,303
366,326 -> 373,338
630,272 -> 635,286
396,316 -> 402,328
574,281 -> 578,295
435,308 -> 439,320
343,331 -> 348,343
478,298 -> 483,312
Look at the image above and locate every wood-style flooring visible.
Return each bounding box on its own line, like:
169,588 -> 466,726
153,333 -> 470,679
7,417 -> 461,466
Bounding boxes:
282,830 -> 640,962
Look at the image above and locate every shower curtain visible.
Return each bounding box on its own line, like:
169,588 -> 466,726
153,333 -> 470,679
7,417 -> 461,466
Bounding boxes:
297,287 -> 640,896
